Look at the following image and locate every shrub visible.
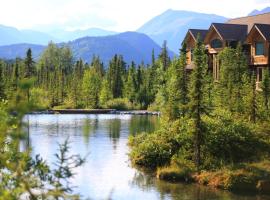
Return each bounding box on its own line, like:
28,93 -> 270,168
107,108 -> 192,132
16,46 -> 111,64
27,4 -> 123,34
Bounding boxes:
30,88 -> 50,110
202,113 -> 270,168
129,131 -> 174,168
104,98 -> 132,110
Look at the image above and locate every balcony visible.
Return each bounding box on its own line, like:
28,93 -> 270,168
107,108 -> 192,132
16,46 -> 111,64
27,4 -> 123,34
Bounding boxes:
250,56 -> 268,65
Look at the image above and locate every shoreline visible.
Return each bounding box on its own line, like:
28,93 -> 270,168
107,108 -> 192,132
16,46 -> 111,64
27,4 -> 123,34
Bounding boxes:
29,109 -> 161,115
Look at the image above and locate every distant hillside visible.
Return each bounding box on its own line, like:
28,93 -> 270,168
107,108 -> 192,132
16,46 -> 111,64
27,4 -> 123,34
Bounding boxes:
0,32 -> 174,65
0,44 -> 45,60
50,28 -> 117,42
137,9 -> 227,53
0,25 -> 116,45
248,7 -> 270,16
0,25 -> 56,46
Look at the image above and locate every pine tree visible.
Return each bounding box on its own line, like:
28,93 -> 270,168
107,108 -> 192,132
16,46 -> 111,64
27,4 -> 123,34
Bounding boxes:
124,62 -> 137,103
262,68 -> 270,111
159,41 -> 170,71
0,64 -> 5,99
178,43 -> 189,117
24,48 -> 35,78
188,37 -> 208,170
107,55 -> 125,98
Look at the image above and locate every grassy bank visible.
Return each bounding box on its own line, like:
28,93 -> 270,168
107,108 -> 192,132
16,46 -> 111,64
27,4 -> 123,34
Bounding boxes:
156,161 -> 270,194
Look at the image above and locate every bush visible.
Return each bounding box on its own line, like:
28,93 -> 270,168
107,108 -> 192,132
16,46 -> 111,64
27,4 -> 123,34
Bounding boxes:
202,112 -> 270,168
30,88 -> 50,110
103,98 -> 133,110
129,131 -> 174,168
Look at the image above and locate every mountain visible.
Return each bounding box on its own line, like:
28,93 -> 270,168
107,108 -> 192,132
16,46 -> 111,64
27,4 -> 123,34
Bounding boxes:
49,28 -> 117,42
0,43 -> 45,60
248,7 -> 270,16
0,25 -> 116,45
0,32 -> 174,65
0,25 -> 56,46
137,9 -> 227,53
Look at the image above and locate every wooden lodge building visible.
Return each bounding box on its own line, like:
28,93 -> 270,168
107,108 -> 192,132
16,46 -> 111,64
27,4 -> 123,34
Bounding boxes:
183,12 -> 270,87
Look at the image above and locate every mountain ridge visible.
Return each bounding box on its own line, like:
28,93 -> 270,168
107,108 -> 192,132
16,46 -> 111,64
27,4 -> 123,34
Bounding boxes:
137,9 -> 228,53
0,32 -> 174,65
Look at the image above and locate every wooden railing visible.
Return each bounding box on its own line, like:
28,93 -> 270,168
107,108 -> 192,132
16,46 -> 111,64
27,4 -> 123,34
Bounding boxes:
250,56 -> 268,65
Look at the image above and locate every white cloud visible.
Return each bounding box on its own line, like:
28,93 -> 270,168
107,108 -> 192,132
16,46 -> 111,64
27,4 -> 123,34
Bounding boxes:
0,0 -> 269,32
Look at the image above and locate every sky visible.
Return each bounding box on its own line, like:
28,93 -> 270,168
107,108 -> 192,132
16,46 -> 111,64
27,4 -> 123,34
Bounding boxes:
0,0 -> 269,32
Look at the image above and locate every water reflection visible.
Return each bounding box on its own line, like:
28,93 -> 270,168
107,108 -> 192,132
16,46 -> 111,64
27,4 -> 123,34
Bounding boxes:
23,114 -> 270,200
129,115 -> 160,135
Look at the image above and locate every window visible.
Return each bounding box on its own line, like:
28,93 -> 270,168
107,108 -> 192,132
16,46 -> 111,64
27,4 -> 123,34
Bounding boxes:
257,67 -> 263,82
211,39 -> 223,48
191,49 -> 194,61
255,42 -> 264,56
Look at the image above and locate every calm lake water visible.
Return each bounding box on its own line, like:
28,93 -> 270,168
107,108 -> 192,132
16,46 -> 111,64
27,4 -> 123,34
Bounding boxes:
23,114 -> 270,200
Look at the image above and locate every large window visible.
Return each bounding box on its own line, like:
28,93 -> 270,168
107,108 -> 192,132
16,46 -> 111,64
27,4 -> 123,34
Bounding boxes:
255,42 -> 264,56
211,39 -> 223,48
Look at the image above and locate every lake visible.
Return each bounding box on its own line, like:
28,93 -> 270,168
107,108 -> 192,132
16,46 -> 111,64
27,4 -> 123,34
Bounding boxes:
23,114 -> 270,200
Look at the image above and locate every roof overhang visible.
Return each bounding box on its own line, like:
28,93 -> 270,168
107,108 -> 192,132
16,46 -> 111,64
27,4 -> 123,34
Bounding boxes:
204,24 -> 224,44
246,24 -> 267,43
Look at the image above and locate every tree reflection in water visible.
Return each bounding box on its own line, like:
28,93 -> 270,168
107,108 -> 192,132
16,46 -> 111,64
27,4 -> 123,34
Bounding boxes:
129,115 -> 160,136
107,118 -> 121,149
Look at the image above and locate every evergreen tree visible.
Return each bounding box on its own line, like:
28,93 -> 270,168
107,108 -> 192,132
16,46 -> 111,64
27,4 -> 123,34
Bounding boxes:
188,37 -> 208,170
24,48 -> 35,78
0,64 -> 5,99
107,55 -> 125,98
159,40 -> 170,71
82,68 -> 102,108
124,62 -> 137,103
262,68 -> 270,111
178,43 -> 189,117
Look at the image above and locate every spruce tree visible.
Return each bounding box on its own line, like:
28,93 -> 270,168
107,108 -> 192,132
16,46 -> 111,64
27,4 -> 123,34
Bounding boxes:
188,37 -> 208,170
24,48 -> 35,78
178,43 -> 189,117
262,68 -> 270,111
124,62 -> 137,103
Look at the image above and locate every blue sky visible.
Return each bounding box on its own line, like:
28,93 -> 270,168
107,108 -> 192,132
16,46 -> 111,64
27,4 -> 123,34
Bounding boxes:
0,0 -> 269,32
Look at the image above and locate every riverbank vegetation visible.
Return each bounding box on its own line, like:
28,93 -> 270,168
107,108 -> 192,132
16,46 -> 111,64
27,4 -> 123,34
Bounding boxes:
1,38 -> 270,195
129,39 -> 270,193
0,73 -> 85,198
0,42 -> 172,110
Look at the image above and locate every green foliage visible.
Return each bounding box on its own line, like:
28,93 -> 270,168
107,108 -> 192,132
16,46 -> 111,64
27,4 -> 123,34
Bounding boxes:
30,87 -> 50,109
129,131 -> 175,168
104,98 -> 132,110
188,37 -> 208,169
0,79 -> 85,199
82,67 -> 102,108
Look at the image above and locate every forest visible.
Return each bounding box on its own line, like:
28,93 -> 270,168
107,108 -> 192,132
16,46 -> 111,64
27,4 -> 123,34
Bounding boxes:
0,37 -> 270,199
0,41 -> 172,111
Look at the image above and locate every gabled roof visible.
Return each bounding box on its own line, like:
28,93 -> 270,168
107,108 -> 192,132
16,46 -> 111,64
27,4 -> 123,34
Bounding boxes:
189,29 -> 208,41
255,24 -> 270,41
183,29 -> 208,44
211,23 -> 248,42
204,23 -> 248,44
